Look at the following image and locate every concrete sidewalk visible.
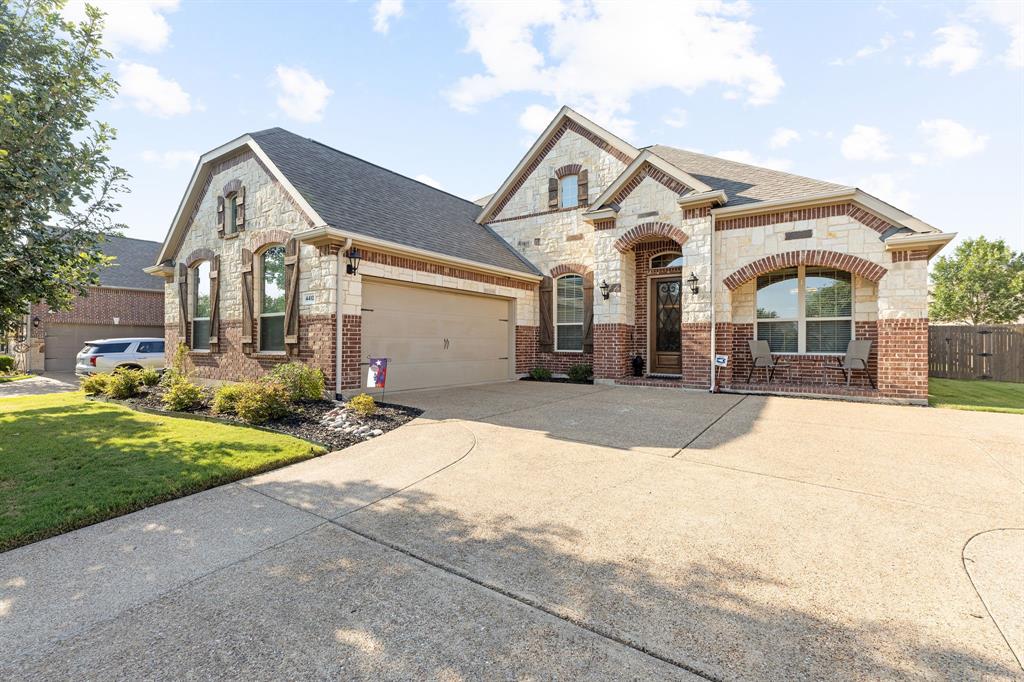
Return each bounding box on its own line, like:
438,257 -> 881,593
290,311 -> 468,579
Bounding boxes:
2,382 -> 1022,679
0,373 -> 78,399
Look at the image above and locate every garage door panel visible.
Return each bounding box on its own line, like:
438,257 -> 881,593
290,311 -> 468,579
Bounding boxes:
361,281 -> 512,392
44,324 -> 164,372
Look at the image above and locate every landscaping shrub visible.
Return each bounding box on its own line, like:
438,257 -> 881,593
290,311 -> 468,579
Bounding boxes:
161,342 -> 190,385
162,377 -> 204,412
267,362 -> 325,402
212,383 -> 246,415
105,369 -> 142,399
234,381 -> 291,424
529,367 -> 552,381
139,368 -> 161,387
567,363 -> 593,382
346,392 -> 377,417
0,355 -> 15,374
80,373 -> 111,396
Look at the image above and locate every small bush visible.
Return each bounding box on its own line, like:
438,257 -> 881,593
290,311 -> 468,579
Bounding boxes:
235,381 -> 291,424
139,368 -> 161,387
567,363 -> 593,383
267,362 -> 325,402
346,392 -> 377,417
81,373 -> 111,396
162,377 -> 204,412
0,355 -> 15,374
212,383 -> 246,415
105,369 -> 142,399
529,367 -> 552,381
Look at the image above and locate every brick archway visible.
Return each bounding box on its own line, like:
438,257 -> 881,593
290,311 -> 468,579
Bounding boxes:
550,262 -> 590,277
184,247 -> 215,266
613,222 -> 688,253
723,250 -> 887,290
554,164 -> 582,179
247,229 -> 293,253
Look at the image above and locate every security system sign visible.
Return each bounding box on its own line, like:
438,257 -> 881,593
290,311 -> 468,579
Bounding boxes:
714,354 -> 729,367
366,358 -> 388,389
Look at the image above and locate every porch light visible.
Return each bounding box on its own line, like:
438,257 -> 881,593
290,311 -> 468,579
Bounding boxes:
599,279 -> 611,300
31,316 -> 41,328
346,247 -> 362,275
686,272 -> 700,295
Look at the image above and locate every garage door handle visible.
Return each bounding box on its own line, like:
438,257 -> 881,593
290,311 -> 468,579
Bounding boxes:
443,338 -> 450,350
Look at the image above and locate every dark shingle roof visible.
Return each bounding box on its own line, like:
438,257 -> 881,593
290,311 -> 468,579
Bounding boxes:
97,235 -> 163,290
648,145 -> 850,206
249,128 -> 539,276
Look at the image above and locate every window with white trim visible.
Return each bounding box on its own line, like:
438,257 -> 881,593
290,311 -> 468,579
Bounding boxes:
191,260 -> 211,350
259,245 -> 286,351
559,175 -> 579,209
756,266 -> 852,354
555,274 -> 584,352
650,251 -> 685,269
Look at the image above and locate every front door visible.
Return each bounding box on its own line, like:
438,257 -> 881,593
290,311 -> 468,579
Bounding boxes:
650,277 -> 681,374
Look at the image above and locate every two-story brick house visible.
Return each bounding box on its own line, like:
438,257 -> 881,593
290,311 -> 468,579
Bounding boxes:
151,107 -> 952,403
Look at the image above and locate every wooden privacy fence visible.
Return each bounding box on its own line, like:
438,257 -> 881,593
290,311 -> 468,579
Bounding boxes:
929,324 -> 1024,382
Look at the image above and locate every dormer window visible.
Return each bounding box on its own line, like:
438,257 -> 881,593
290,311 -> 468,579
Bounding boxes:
560,175 -> 579,209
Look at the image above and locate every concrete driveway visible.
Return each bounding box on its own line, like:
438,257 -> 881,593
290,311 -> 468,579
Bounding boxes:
2,382 -> 1022,680
0,372 -> 78,398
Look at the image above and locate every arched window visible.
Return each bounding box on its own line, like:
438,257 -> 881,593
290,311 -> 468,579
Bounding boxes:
192,260 -> 211,350
756,266 -> 853,354
555,274 -> 584,352
559,175 -> 579,209
650,252 -> 685,269
259,245 -> 287,351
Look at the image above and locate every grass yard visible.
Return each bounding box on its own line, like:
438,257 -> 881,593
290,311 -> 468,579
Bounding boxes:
0,374 -> 32,383
928,378 -> 1024,415
0,392 -> 325,551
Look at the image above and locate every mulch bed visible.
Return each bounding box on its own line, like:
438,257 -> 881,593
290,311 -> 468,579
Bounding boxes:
114,385 -> 422,451
519,376 -> 594,385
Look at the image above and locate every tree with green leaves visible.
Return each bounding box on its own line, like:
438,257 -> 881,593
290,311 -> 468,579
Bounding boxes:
0,0 -> 128,333
929,236 -> 1024,325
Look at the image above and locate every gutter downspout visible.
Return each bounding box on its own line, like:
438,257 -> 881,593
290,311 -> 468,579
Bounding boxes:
334,237 -> 352,400
709,212 -> 716,393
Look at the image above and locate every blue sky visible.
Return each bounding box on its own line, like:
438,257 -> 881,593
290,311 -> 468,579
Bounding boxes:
66,0 -> 1023,252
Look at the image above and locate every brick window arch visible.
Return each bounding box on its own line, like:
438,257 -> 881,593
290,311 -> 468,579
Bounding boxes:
554,164 -> 582,179
184,247 -> 215,267
723,250 -> 887,290
550,262 -> 590,277
613,222 -> 688,253
247,229 -> 293,253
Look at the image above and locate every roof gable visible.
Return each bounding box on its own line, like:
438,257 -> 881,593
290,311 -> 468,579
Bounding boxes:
587,150 -> 714,212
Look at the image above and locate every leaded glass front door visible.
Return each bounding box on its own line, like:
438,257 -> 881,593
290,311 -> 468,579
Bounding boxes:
650,278 -> 681,374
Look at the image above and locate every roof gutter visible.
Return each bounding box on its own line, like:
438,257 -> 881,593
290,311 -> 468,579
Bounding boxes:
678,190 -> 728,208
883,231 -> 956,258
294,225 -> 544,282
709,188 -> 858,218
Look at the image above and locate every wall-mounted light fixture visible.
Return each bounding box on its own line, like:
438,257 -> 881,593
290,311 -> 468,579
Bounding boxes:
686,272 -> 700,295
346,247 -> 362,275
599,279 -> 611,300
31,316 -> 41,328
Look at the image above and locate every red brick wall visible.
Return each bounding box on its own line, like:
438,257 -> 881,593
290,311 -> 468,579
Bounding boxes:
340,314 -> 361,389
33,287 -> 164,327
593,323 -> 632,379
876,317 -> 928,400
514,324 -> 595,375
680,322 -> 711,388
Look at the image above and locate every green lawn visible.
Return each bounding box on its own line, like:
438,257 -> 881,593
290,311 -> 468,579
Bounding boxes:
0,374 -> 32,383
928,378 -> 1024,415
0,392 -> 324,551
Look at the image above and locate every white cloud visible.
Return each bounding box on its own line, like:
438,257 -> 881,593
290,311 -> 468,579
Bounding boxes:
970,0 -> 1024,68
663,108 -> 688,128
853,173 -> 916,209
830,34 -> 895,65
840,124 -> 893,161
919,118 -> 989,158
141,149 -> 199,169
372,0 -> 404,34
271,66 -> 333,123
446,0 -> 783,139
518,104 -> 556,134
909,152 -> 929,165
768,127 -> 800,149
920,25 -> 982,74
414,174 -> 443,190
714,150 -> 792,172
117,62 -> 193,117
62,0 -> 178,54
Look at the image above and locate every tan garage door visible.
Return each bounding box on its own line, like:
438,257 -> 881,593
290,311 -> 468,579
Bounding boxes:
44,324 -> 164,371
361,280 -> 512,393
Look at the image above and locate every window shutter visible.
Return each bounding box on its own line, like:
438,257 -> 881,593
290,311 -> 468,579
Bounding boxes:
235,186 -> 245,230
177,263 -> 189,343
283,237 -> 300,355
582,271 -> 594,353
241,248 -> 254,353
208,255 -> 220,350
577,169 -> 589,206
539,276 -> 554,353
547,177 -> 558,209
216,195 -> 225,237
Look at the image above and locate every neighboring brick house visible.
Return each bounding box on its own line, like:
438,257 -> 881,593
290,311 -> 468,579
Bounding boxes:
9,236 -> 165,372
152,108 -> 952,403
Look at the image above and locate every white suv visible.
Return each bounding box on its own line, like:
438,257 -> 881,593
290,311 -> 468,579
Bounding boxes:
75,338 -> 166,376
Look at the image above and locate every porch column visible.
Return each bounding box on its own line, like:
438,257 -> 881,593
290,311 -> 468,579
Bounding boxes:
592,241 -> 634,382
679,215 -> 713,389
875,253 -> 930,402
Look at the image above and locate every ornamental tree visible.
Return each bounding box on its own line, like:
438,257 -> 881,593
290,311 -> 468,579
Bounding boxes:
929,236 -> 1024,325
0,0 -> 128,333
